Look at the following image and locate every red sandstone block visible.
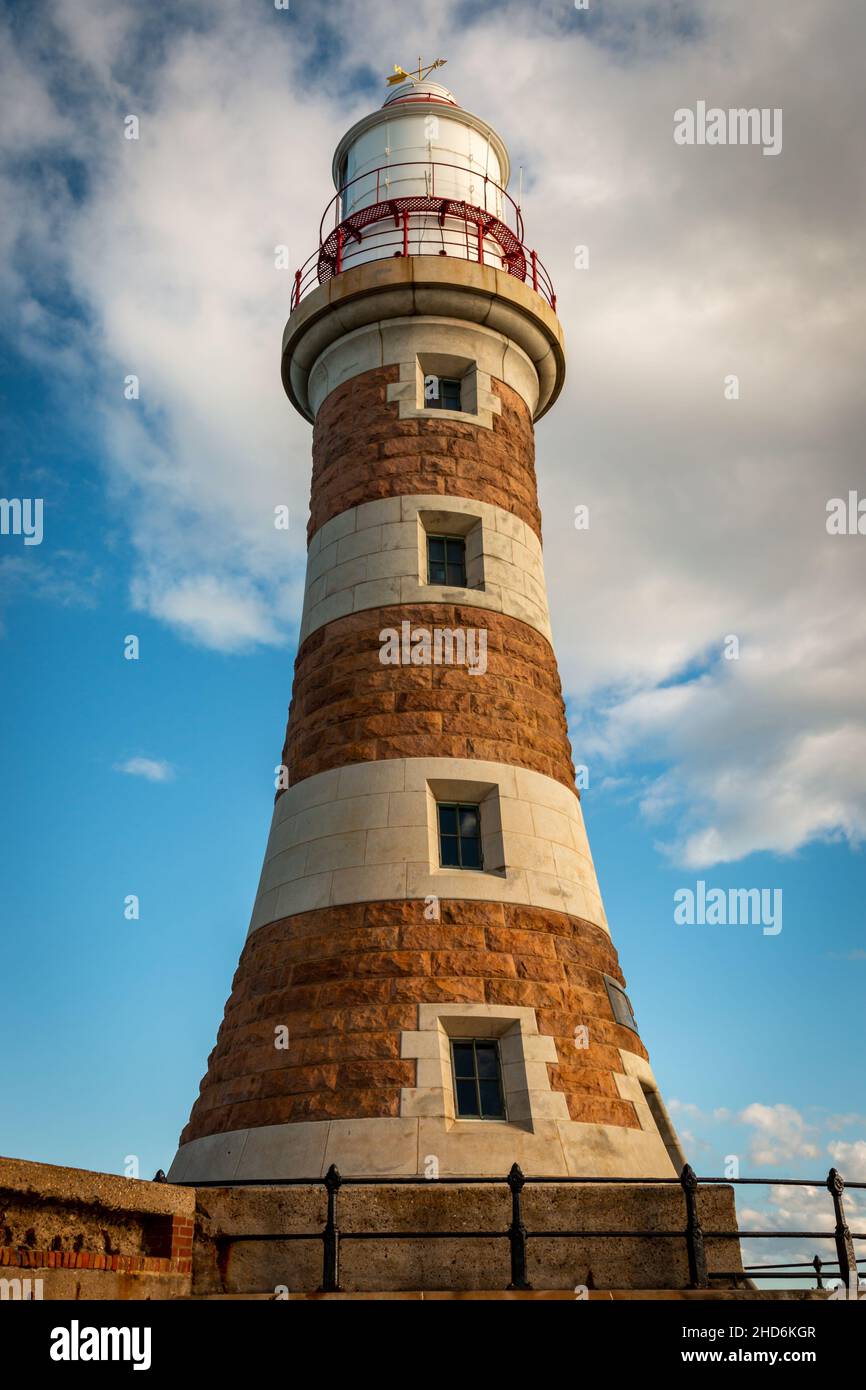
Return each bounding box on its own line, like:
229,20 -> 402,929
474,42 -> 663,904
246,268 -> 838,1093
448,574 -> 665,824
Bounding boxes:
429,950 -> 517,979
391,975 -> 486,1004
315,978 -> 394,1006
485,978 -> 565,1009
399,923 -> 486,951
335,1060 -> 415,1089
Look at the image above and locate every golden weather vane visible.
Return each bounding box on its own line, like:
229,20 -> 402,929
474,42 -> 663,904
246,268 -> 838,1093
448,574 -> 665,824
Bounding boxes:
387,56 -> 447,86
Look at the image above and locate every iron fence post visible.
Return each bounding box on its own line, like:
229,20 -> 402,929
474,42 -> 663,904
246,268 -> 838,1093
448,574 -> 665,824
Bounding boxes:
681,1164 -> 709,1288
507,1163 -> 532,1290
320,1163 -> 342,1292
812,1255 -> 824,1290
826,1168 -> 857,1289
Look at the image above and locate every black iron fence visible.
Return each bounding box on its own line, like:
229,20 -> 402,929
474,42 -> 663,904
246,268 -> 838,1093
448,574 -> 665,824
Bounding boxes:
175,1164 -> 865,1294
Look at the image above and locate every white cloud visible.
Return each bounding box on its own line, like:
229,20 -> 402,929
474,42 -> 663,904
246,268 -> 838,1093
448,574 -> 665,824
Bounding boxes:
739,1102 -> 820,1165
131,573 -> 283,653
2,0 -> 865,863
114,756 -> 174,782
827,1140 -> 866,1182
737,1183 -> 860,1277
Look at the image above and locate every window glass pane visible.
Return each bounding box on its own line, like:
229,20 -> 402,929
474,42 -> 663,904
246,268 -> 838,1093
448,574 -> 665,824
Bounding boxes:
452,1043 -> 475,1077
440,835 -> 460,867
429,561 -> 446,584
446,563 -> 465,586
478,1080 -> 505,1118
608,981 -> 637,1031
456,1079 -> 480,1116
445,539 -> 465,563
428,538 -> 445,563
474,1043 -> 499,1079
440,380 -> 462,410
458,806 -> 479,837
459,838 -> 481,868
438,805 -> 458,834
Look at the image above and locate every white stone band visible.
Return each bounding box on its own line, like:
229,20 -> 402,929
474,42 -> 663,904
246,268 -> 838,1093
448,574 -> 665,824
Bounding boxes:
167,1047 -> 677,1182
308,314 -> 541,419
249,757 -> 607,937
301,493 -> 552,644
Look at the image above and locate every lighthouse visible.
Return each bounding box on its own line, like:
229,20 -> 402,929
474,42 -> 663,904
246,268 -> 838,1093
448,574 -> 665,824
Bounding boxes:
168,66 -> 685,1186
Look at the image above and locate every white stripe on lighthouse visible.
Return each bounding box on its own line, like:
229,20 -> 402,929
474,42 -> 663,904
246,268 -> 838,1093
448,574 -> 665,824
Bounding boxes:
249,758 -> 607,937
300,494 -> 552,644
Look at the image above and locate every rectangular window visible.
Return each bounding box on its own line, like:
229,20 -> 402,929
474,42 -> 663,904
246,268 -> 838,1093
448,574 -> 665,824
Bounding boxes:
451,1039 -> 506,1119
604,975 -> 638,1032
437,802 -> 483,869
427,535 -> 467,587
428,376 -> 463,411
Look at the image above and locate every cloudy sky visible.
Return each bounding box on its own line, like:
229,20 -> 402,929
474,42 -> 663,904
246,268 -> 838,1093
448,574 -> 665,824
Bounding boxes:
1,0 -> 864,1276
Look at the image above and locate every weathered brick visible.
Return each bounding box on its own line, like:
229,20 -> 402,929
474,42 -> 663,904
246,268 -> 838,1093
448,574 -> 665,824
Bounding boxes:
308,368 -> 541,538
280,603 -> 575,790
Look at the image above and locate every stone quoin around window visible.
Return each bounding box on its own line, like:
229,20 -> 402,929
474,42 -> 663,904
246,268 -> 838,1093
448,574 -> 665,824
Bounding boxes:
426,778 -> 505,878
417,509 -> 484,592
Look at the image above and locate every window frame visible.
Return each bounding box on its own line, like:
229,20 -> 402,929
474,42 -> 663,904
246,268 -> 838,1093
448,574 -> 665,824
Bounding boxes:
437,801 -> 484,870
450,1037 -> 508,1121
426,533 -> 468,587
603,974 -> 638,1033
426,375 -> 463,412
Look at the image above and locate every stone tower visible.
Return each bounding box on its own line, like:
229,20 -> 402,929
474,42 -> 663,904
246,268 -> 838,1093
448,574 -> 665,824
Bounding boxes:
169,72 -> 684,1185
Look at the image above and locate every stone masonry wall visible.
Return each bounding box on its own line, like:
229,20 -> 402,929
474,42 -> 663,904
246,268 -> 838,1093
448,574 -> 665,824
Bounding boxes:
308,368 -> 542,540
280,604 -> 575,790
181,900 -> 647,1145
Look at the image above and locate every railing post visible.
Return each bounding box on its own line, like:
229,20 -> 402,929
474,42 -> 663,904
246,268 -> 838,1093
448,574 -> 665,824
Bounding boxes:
826,1168 -> 857,1289
402,208 -> 409,257
292,268 -> 301,310
530,248 -> 538,292
477,217 -> 484,264
506,1163 -> 532,1291
812,1255 -> 824,1290
335,227 -> 343,275
320,1163 -> 342,1292
680,1164 -> 708,1288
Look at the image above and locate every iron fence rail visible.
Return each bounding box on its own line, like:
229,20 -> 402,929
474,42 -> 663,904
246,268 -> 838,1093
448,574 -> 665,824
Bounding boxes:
173,1163 -> 864,1295
289,159 -> 557,311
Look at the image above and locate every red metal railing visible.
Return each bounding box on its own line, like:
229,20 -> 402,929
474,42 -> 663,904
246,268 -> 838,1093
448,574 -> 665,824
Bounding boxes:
289,160 -> 556,313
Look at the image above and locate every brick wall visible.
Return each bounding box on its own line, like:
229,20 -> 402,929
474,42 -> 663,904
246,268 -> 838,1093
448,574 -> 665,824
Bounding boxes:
280,604 -> 575,790
181,900 -> 648,1144
309,368 -> 542,539
0,1157 -> 195,1298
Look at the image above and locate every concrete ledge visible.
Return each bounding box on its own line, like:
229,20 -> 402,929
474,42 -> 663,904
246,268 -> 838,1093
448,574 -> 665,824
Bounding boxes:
282,257 -> 566,423
189,1181 -> 744,1295
0,1155 -> 194,1300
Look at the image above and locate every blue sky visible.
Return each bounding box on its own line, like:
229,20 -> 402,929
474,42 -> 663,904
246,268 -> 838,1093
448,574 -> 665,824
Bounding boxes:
1,0 -> 864,1275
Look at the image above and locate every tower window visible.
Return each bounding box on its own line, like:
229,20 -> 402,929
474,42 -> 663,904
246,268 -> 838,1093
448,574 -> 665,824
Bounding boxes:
451,1039 -> 506,1119
604,975 -> 638,1032
427,534 -> 467,587
437,802 -> 482,869
426,376 -> 463,411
